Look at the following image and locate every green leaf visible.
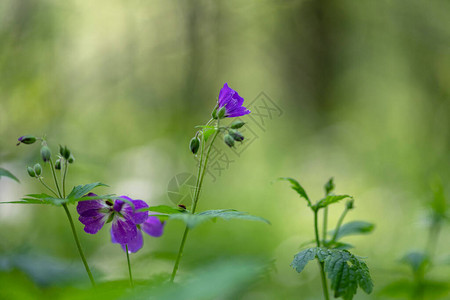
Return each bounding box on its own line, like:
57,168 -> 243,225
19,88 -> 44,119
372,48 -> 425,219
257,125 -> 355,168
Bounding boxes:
67,182 -> 108,200
0,193 -> 68,206
0,168 -> 20,183
140,205 -> 185,214
279,177 -> 311,206
400,251 -> 429,272
331,221 -> 375,241
169,209 -> 270,229
203,128 -> 216,142
324,177 -> 334,195
315,195 -> 351,209
291,248 -> 317,273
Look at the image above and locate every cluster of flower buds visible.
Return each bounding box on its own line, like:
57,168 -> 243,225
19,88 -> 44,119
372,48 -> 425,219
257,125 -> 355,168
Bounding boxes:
211,105 -> 228,120
27,163 -> 42,178
55,145 -> 75,169
223,120 -> 245,148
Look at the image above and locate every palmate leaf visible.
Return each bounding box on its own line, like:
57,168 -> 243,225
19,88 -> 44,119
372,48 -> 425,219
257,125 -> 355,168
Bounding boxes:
169,209 -> 270,229
291,248 -> 373,300
279,177 -> 311,206
0,168 -> 20,183
67,182 -> 108,200
315,195 -> 351,209
330,221 -> 375,241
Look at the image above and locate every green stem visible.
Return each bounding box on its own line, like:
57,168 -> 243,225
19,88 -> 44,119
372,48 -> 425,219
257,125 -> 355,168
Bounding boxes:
425,220 -> 441,259
49,159 -> 62,197
170,127 -> 220,282
314,209 -> 330,300
62,203 -> 96,286
62,160 -> 68,198
38,177 -> 59,197
126,245 -> 134,288
331,206 -> 349,243
322,207 -> 328,243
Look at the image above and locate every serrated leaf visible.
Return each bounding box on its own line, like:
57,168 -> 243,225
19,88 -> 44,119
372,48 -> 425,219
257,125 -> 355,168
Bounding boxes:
140,205 -> 184,214
315,195 -> 351,209
291,248 -> 317,273
169,209 -> 270,229
331,221 -> 375,241
67,182 -> 108,200
279,177 -> 311,206
0,168 -> 20,183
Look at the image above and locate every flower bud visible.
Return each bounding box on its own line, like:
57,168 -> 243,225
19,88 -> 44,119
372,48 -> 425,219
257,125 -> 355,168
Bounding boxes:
346,199 -> 354,210
55,159 -> 61,170
68,154 -> 75,164
212,107 -> 218,119
40,146 -> 51,162
230,120 -> 245,129
59,145 -> 71,160
27,166 -> 36,178
229,129 -> 244,142
224,134 -> 235,147
34,163 -> 42,176
217,106 -> 227,119
189,137 -> 200,154
17,135 -> 36,146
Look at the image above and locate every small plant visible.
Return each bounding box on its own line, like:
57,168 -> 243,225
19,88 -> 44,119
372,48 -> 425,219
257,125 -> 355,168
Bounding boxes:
280,177 -> 374,300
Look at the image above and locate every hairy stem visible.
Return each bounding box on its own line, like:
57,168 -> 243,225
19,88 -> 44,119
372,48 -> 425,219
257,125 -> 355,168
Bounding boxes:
170,126 -> 220,282
126,245 -> 134,288
314,209 -> 330,300
63,203 -> 96,286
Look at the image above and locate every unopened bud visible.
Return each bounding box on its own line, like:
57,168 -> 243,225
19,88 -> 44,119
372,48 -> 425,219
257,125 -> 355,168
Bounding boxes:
27,167 -> 36,178
229,129 -> 244,142
212,107 -> 218,119
189,137 -> 200,154
17,135 -> 36,146
217,106 -> 227,119
230,120 -> 245,129
40,146 -> 51,162
34,163 -> 42,176
224,134 -> 235,147
346,199 -> 354,210
59,145 -> 71,160
55,159 -> 61,170
68,154 -> 75,164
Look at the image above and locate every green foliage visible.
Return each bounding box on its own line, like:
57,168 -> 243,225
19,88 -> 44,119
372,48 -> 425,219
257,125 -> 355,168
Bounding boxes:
0,168 -> 20,183
168,209 -> 270,229
314,195 -> 352,210
142,205 -> 185,214
400,251 -> 429,273
66,182 -> 108,199
291,247 -> 373,300
279,177 -> 311,206
330,221 -> 375,241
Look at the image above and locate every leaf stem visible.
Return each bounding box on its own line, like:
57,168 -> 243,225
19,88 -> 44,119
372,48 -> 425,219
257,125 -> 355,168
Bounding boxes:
314,209 -> 330,300
37,177 -> 59,197
322,207 -> 328,243
331,206 -> 349,243
49,159 -> 62,198
62,203 -> 96,286
62,160 -> 68,198
126,245 -> 134,288
170,123 -> 220,282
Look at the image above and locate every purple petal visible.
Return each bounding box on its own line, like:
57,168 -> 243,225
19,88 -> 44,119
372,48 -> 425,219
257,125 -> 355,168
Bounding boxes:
79,213 -> 108,234
120,196 -> 149,224
142,216 -> 165,237
111,229 -> 144,253
226,106 -> 251,117
76,193 -> 106,215
111,218 -> 137,244
218,83 -> 233,108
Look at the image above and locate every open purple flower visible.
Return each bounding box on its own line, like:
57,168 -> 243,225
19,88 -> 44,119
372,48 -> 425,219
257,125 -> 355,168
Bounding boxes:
76,194 -> 149,245
112,216 -> 165,253
217,83 -> 251,118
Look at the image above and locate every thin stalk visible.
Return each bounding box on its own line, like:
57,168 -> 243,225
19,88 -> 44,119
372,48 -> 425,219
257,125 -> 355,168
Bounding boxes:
63,203 -> 96,286
62,160 -> 68,197
331,206 -> 349,243
425,220 -> 441,259
170,127 -> 220,282
322,207 -> 328,243
49,159 -> 62,197
38,177 -> 59,197
126,245 -> 134,288
314,209 -> 330,300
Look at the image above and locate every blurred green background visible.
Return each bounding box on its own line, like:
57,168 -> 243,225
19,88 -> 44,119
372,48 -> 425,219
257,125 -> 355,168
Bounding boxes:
0,0 -> 449,299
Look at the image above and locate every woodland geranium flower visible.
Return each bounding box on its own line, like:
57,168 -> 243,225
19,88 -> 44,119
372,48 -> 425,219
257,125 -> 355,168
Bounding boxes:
112,216 -> 165,253
217,83 -> 251,118
76,194 -> 148,245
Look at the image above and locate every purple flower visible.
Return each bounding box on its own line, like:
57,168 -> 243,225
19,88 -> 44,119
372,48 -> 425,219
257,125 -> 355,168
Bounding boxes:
111,216 -> 165,253
77,193 -> 165,253
217,83 -> 251,118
